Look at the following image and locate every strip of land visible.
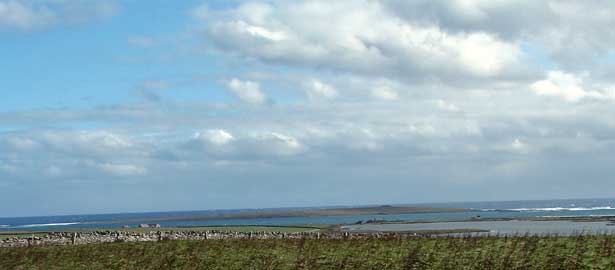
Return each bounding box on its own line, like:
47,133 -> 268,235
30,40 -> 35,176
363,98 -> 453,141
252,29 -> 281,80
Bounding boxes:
81,205 -> 469,225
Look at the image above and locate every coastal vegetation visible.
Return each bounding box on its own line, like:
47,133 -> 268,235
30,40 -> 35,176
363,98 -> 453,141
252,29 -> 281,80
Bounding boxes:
3,234 -> 615,269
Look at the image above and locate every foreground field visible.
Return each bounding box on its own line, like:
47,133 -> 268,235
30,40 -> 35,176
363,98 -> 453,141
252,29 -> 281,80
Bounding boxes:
3,235 -> 615,269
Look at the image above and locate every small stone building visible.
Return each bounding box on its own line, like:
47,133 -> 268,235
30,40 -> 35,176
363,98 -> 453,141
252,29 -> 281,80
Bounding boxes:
138,224 -> 161,228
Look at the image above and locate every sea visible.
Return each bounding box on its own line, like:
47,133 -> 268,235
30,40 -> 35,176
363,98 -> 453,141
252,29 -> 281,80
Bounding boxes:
2,198 -> 615,232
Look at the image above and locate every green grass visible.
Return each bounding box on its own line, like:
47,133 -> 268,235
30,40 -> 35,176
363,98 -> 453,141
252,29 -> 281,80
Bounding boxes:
3,235 -> 615,269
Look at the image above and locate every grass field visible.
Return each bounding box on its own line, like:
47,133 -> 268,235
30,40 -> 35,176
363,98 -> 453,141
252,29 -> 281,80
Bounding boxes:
3,235 -> 615,269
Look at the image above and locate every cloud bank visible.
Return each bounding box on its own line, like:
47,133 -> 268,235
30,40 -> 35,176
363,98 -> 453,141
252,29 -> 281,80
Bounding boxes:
2,0 -> 615,216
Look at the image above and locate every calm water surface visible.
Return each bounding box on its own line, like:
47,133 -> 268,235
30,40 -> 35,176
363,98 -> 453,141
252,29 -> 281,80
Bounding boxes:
342,220 -> 615,236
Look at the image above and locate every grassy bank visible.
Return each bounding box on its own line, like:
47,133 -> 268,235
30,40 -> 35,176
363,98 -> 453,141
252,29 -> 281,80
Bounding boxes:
3,235 -> 615,269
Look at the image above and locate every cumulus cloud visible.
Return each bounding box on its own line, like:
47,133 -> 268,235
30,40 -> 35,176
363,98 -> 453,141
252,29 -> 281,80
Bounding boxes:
256,132 -> 305,156
304,79 -> 337,100
184,130 -> 306,160
7,1 -> 615,215
194,129 -> 234,145
43,130 -> 134,156
382,0 -> 555,38
195,0 -> 531,84
371,85 -> 399,101
0,130 -> 142,166
225,78 -> 267,105
0,129 -> 153,185
531,71 -> 610,102
510,138 -> 530,154
384,0 -> 615,70
436,100 -> 460,112
97,163 -> 147,177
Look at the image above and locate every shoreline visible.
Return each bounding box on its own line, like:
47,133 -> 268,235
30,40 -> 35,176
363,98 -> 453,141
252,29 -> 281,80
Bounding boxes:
361,215 -> 615,225
77,205 -> 469,225
3,215 -> 615,234
4,215 -> 615,247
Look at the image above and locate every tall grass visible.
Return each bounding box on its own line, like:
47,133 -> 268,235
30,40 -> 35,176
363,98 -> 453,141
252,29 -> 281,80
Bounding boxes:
2,234 -> 615,269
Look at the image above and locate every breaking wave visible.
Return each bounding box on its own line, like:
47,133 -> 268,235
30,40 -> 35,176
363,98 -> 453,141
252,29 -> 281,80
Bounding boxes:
506,206 -> 615,212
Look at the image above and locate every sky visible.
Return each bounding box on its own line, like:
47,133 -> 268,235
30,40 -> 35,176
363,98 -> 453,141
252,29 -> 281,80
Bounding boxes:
2,0 -> 615,217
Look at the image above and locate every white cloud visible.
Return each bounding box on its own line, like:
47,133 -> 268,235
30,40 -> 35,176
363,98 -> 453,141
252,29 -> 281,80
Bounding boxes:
537,1 -> 615,68
436,100 -> 460,112
8,1 -> 615,214
531,71 -> 606,102
6,136 -> 38,150
371,85 -> 399,101
237,20 -> 288,41
98,163 -> 147,177
256,132 -> 305,156
194,129 -> 234,145
225,79 -> 267,105
383,0 -> 615,69
12,130 -> 139,161
383,0 -> 554,37
305,79 -> 337,100
268,132 -> 301,149
80,131 -> 132,148
455,32 -> 522,77
510,138 -> 530,154
196,0 -> 527,83
0,129 -> 153,182
0,0 -> 119,31
0,0 -> 54,30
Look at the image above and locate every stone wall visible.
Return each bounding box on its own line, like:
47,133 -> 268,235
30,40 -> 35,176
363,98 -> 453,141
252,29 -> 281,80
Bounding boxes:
0,231 -> 418,248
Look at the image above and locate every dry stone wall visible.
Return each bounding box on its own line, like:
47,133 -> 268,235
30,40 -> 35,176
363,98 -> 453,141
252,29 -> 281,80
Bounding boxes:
1,231 -> 418,248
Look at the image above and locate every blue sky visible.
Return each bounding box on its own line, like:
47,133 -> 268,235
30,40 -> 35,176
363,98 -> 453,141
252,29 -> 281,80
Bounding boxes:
1,0 -> 239,113
2,0 -> 615,217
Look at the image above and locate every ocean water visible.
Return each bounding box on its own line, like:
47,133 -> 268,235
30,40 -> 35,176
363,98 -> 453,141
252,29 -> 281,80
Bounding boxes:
342,220 -> 615,236
2,198 -> 615,232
